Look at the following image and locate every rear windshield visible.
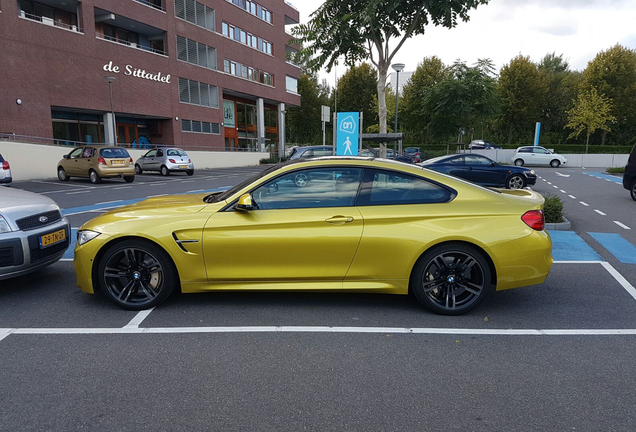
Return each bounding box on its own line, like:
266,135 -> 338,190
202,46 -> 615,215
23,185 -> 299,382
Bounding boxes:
167,149 -> 188,157
404,148 -> 419,153
100,148 -> 130,158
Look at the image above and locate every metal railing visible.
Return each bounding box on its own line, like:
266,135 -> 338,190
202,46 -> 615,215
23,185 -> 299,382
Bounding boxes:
132,0 -> 165,11
19,11 -> 82,33
96,32 -> 167,56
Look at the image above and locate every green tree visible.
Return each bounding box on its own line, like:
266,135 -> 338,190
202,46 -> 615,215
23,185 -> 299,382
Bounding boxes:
336,63 -> 378,128
582,44 -> 636,145
565,87 -> 615,153
286,74 -> 332,145
498,55 -> 547,144
292,0 -> 489,134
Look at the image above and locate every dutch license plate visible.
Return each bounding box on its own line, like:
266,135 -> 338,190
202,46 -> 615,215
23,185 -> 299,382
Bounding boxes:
179,165 -> 188,169
111,160 -> 125,165
39,229 -> 66,249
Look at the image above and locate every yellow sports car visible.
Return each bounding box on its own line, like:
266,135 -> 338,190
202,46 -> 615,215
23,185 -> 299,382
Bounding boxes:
74,157 -> 552,315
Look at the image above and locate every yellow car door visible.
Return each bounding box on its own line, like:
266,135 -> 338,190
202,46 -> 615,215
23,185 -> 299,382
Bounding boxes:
202,167 -> 364,285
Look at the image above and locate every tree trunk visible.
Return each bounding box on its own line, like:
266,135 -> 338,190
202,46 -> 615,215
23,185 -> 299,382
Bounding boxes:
586,132 -> 590,154
601,130 -> 607,146
377,62 -> 389,134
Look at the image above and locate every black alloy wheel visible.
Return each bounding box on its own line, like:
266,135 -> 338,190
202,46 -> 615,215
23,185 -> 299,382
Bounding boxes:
550,159 -> 560,168
89,169 -> 102,184
514,159 -> 524,167
631,180 -> 636,201
507,174 -> 526,189
135,164 -> 143,174
58,167 -> 69,181
160,165 -> 170,176
186,169 -> 194,176
98,240 -> 177,310
412,244 -> 493,315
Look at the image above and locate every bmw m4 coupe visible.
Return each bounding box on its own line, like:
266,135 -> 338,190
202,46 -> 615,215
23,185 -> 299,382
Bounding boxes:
74,157 -> 553,315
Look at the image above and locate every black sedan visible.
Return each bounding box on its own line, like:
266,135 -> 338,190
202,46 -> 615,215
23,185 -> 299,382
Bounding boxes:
420,154 -> 536,189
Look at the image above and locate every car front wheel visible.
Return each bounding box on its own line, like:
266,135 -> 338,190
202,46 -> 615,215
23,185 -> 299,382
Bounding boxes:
97,240 -> 178,310
514,159 -> 524,166
411,244 -> 493,315
550,159 -> 561,168
631,180 -> 636,201
507,174 -> 526,189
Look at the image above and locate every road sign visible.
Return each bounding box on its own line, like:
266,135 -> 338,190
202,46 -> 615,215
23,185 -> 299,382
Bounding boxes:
321,106 -> 331,123
336,112 -> 359,156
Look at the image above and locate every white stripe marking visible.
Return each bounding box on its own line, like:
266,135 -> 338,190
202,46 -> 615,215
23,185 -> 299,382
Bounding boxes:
148,182 -> 167,186
594,209 -> 606,216
614,221 -> 631,230
552,185 -> 558,188
113,186 -> 132,190
34,180 -> 93,189
580,201 -> 589,206
601,262 -> 636,301
181,180 -> 195,183
568,195 -> 576,199
66,190 -> 92,195
553,261 -> 605,264
542,179 -> 546,182
560,190 -> 566,193
547,182 -> 552,185
124,308 -> 155,329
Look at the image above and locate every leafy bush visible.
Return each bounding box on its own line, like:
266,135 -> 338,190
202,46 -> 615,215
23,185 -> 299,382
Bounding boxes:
607,167 -> 626,174
259,157 -> 287,164
543,194 -> 564,224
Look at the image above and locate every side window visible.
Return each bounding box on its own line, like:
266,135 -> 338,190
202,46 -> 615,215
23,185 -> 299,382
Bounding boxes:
300,149 -> 314,158
518,148 -> 531,153
533,148 -> 547,154
82,148 -> 93,158
359,169 -> 453,206
69,148 -> 83,158
464,155 -> 491,166
144,150 -> 157,158
157,149 -> 164,157
449,157 -> 464,165
315,148 -> 333,156
250,168 -> 363,210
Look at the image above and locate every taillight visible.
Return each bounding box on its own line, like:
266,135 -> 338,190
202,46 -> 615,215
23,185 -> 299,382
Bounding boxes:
98,157 -> 106,165
187,159 -> 191,163
2,161 -> 9,170
522,210 -> 544,231
129,157 -> 133,163
169,159 -> 176,163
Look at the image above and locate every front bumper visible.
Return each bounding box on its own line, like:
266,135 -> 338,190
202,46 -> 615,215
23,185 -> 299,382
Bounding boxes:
0,219 -> 70,280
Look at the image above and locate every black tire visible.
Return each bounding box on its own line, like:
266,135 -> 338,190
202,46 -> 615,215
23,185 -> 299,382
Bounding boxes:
186,169 -> 194,176
631,180 -> 636,201
124,175 -> 135,183
57,167 -> 69,181
97,239 -> 178,310
506,174 -> 526,189
411,243 -> 494,315
294,172 -> 309,187
135,164 -> 143,174
160,165 -> 170,176
514,159 -> 524,167
550,159 -> 560,168
89,169 -> 102,184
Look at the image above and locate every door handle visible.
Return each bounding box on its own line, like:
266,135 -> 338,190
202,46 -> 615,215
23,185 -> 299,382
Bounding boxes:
325,216 -> 354,224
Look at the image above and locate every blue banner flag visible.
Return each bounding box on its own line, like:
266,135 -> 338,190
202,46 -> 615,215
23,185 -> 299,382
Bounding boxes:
336,112 -> 359,156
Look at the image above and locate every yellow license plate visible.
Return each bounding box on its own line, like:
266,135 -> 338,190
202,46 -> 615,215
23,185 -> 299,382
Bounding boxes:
111,160 -> 125,165
39,229 -> 66,248
179,165 -> 188,169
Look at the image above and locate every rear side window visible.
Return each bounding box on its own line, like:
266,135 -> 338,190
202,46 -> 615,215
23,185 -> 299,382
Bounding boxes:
358,169 -> 453,206
518,148 -> 531,153
100,148 -> 130,158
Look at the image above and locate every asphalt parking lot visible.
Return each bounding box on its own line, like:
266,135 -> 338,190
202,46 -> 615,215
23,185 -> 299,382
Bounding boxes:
1,165 -> 635,431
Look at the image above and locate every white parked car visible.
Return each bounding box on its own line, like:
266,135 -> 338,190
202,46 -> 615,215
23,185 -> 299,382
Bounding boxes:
0,187 -> 70,280
512,146 -> 567,168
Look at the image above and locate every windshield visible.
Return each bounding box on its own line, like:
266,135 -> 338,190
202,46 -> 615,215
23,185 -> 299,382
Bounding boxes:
205,164 -> 282,203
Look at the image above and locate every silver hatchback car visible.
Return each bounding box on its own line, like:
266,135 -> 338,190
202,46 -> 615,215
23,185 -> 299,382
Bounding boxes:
134,148 -> 194,176
0,153 -> 12,186
0,187 -> 70,280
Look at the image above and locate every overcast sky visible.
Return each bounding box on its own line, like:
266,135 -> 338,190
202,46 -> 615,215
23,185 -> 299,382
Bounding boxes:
289,0 -> 636,84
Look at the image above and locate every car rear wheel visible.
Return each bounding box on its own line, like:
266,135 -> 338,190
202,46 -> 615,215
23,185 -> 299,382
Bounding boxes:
124,176 -> 135,183
89,169 -> 102,184
411,244 -> 493,315
631,180 -> 636,201
507,174 -> 526,189
550,159 -> 561,168
514,159 -> 524,166
294,173 -> 309,187
186,169 -> 194,176
97,240 -> 178,310
57,167 -> 69,181
135,164 -> 143,174
160,165 -> 170,176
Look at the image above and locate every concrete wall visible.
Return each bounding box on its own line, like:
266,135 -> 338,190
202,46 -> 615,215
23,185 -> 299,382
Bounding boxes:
469,149 -> 629,168
0,140 -> 268,181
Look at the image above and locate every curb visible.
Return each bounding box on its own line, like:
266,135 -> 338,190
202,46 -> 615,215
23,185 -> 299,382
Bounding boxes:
545,216 -> 571,231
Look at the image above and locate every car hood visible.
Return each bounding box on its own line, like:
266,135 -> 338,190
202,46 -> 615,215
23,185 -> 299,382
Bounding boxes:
0,187 -> 61,222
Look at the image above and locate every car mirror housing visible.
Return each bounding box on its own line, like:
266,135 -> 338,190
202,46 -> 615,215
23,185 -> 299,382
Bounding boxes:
236,193 -> 254,211
63,154 -> 70,159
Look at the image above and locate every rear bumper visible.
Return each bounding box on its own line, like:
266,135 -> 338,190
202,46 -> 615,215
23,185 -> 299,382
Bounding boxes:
95,166 -> 135,178
166,161 -> 194,171
0,176 -> 12,184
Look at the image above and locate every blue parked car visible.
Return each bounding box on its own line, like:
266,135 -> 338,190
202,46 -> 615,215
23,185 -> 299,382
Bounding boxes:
421,154 -> 536,189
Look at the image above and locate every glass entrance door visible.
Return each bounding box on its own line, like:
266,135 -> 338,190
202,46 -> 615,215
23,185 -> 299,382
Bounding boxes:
117,124 -> 139,147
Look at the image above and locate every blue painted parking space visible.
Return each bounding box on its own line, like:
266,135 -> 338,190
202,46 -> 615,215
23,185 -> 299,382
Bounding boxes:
548,231 -> 603,261
583,172 -> 623,184
63,228 -> 77,260
589,232 -> 636,264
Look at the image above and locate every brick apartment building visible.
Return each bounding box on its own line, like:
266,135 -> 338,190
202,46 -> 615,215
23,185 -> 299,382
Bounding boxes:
0,0 -> 301,152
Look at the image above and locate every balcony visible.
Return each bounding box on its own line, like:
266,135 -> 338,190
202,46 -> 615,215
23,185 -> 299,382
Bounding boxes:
17,0 -> 82,33
132,0 -> 165,12
284,0 -> 299,25
95,8 -> 167,56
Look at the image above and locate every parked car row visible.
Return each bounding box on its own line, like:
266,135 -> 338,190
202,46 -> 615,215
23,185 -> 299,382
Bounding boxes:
57,146 -> 195,184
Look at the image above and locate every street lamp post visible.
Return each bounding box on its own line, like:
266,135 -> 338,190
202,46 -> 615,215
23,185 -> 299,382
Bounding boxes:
105,76 -> 117,145
391,63 -> 405,134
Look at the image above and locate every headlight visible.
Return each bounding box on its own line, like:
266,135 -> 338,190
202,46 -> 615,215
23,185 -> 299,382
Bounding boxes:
530,170 -> 536,175
0,215 -> 12,233
77,230 -> 101,246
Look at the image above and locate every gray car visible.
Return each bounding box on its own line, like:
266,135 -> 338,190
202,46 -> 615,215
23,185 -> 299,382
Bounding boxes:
0,187 -> 70,280
135,147 -> 194,176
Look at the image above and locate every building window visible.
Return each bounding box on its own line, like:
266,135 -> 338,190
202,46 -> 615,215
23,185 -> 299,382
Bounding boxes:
224,59 -> 273,86
226,0 -> 271,23
176,35 -> 217,70
286,76 -> 298,94
178,78 -> 219,108
175,0 -> 215,31
221,21 -> 272,55
181,119 -> 220,134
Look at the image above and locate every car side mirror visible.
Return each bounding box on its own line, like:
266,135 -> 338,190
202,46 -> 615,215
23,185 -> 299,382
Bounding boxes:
492,162 -> 496,167
63,154 -> 70,159
236,193 -> 254,211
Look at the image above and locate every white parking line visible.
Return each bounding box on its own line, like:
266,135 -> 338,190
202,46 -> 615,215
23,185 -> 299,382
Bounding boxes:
568,195 -> 576,199
124,308 -> 155,329
601,262 -> 636,301
113,186 -> 132,190
580,202 -> 590,206
560,190 -> 567,193
547,182 -> 552,185
594,209 -> 607,216
553,185 -> 558,188
614,221 -> 631,230
148,183 -> 167,186
181,180 -> 195,183
34,180 -> 93,189
66,190 -> 92,195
